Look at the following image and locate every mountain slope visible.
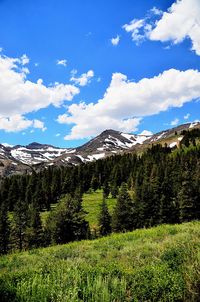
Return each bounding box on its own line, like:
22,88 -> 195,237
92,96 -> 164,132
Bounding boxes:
1,222 -> 199,301
0,121 -> 199,176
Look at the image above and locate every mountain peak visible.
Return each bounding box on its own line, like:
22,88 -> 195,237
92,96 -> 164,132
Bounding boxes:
99,129 -> 120,136
26,142 -> 54,149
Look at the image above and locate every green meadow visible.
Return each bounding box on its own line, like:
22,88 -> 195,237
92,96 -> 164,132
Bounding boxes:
0,221 -> 200,301
40,189 -> 117,231
82,190 -> 116,230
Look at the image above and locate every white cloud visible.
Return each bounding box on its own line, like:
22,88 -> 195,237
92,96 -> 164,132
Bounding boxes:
111,35 -> 120,46
0,54 -> 80,132
57,69 -> 200,140
33,119 -> 47,132
184,113 -> 190,120
70,70 -> 94,86
21,54 -> 29,65
70,69 -> 78,76
55,133 -> 61,137
170,118 -> 179,126
123,1 -> 200,56
0,115 -> 48,133
57,59 -> 67,67
123,19 -> 146,44
149,0 -> 200,55
0,115 -> 33,132
150,7 -> 163,16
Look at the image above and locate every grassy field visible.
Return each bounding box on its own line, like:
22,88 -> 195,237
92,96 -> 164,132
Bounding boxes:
82,190 -> 116,230
41,190 -> 117,230
0,221 -> 200,301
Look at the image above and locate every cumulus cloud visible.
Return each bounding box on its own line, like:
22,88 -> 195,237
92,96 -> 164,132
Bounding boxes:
0,115 -> 32,132
57,59 -> 67,67
122,6 -> 163,44
123,0 -> 200,55
70,70 -> 94,86
57,69 -> 200,140
0,115 -> 48,133
170,118 -> 179,126
123,19 -> 146,44
0,54 -> 79,132
33,119 -> 47,132
123,0 -> 200,56
111,35 -> 120,46
149,0 -> 200,55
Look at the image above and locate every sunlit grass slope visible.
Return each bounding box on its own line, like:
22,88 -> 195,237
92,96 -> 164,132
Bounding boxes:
0,221 -> 200,302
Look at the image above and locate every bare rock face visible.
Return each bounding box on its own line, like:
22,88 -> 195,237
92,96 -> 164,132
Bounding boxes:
0,122 -> 199,176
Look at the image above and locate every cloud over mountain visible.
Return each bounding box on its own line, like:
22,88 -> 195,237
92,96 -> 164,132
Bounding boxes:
0,54 -> 79,131
58,69 -> 200,140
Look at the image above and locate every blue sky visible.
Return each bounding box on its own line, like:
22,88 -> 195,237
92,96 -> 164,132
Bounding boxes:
0,0 -> 200,147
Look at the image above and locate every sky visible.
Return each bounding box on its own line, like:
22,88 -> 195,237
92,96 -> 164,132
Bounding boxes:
0,0 -> 200,147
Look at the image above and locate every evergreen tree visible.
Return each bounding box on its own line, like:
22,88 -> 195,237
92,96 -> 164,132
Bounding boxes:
110,182 -> 118,198
0,202 -> 10,254
7,177 -> 19,210
103,181 -> 110,199
159,168 -> 179,224
178,167 -> 197,222
112,183 -> 135,232
26,204 -> 43,249
11,200 -> 29,251
98,198 -> 111,236
91,175 -> 99,192
46,194 -> 90,244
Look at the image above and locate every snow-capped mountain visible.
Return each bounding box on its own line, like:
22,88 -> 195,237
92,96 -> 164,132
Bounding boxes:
0,122 -> 199,176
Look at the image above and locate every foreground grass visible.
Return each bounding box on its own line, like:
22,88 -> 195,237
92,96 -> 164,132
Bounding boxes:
1,222 -> 200,301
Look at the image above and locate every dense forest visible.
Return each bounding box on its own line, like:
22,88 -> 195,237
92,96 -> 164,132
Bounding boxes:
0,129 -> 200,254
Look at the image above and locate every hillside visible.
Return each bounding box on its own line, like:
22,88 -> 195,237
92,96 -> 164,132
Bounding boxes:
0,122 -> 199,176
0,222 -> 200,302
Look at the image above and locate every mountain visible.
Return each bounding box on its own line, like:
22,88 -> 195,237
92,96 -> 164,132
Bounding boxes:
0,121 -> 199,176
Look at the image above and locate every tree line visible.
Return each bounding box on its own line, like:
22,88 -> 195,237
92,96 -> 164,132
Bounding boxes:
0,129 -> 200,254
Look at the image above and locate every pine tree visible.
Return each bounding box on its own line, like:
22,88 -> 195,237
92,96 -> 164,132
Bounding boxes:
112,183 -> 135,232
46,194 -> 90,244
159,168 -> 179,224
11,200 -> 29,251
26,204 -> 43,249
98,198 -> 111,236
178,168 -> 197,222
7,177 -> 19,210
103,181 -> 110,199
110,182 -> 118,198
0,202 -> 10,254
91,175 -> 99,192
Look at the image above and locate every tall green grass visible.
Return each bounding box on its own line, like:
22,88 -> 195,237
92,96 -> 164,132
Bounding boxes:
0,222 -> 200,301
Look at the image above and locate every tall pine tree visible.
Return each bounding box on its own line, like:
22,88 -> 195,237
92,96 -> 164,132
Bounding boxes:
112,183 -> 135,232
98,198 -> 111,236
